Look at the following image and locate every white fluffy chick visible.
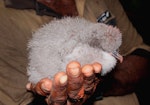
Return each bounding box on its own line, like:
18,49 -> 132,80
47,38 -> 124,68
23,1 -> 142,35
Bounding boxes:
27,17 -> 122,84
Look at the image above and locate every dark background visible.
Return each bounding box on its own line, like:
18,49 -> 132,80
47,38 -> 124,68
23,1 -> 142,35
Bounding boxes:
120,0 -> 150,45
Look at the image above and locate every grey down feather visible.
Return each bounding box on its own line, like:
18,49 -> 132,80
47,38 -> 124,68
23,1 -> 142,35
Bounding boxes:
27,17 -> 122,84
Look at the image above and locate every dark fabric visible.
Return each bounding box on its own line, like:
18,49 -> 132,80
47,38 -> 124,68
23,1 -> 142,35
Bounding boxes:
35,1 -> 62,18
28,95 -> 47,105
131,49 -> 150,59
135,75 -> 150,105
4,0 -> 62,18
4,0 -> 35,9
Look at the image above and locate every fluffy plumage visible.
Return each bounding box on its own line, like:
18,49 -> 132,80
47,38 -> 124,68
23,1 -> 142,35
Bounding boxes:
27,17 -> 122,84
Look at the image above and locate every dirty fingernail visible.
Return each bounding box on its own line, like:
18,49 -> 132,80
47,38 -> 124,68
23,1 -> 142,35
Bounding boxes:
66,61 -> 81,77
82,64 -> 94,77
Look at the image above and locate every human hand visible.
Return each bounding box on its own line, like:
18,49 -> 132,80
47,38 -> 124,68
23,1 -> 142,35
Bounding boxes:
26,61 -> 102,105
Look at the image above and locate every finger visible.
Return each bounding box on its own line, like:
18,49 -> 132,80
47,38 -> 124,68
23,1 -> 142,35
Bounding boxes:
92,62 -> 102,87
82,64 -> 95,95
26,82 -> 33,91
92,62 -> 102,83
48,71 -> 68,105
82,62 -> 102,95
26,78 -> 52,96
66,61 -> 84,103
92,62 -> 102,73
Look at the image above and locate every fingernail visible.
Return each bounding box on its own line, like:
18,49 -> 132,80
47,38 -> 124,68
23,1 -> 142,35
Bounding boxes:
69,67 -> 81,77
92,62 -> 102,73
66,61 -> 81,77
59,75 -> 68,85
26,82 -> 32,90
82,64 -> 94,77
41,80 -> 52,93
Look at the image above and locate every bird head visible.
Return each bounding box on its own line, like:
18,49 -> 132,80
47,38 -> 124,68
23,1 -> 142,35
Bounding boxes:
87,22 -> 123,63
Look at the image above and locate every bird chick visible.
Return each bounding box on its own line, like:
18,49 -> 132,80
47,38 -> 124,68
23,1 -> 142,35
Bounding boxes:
27,17 -> 122,84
